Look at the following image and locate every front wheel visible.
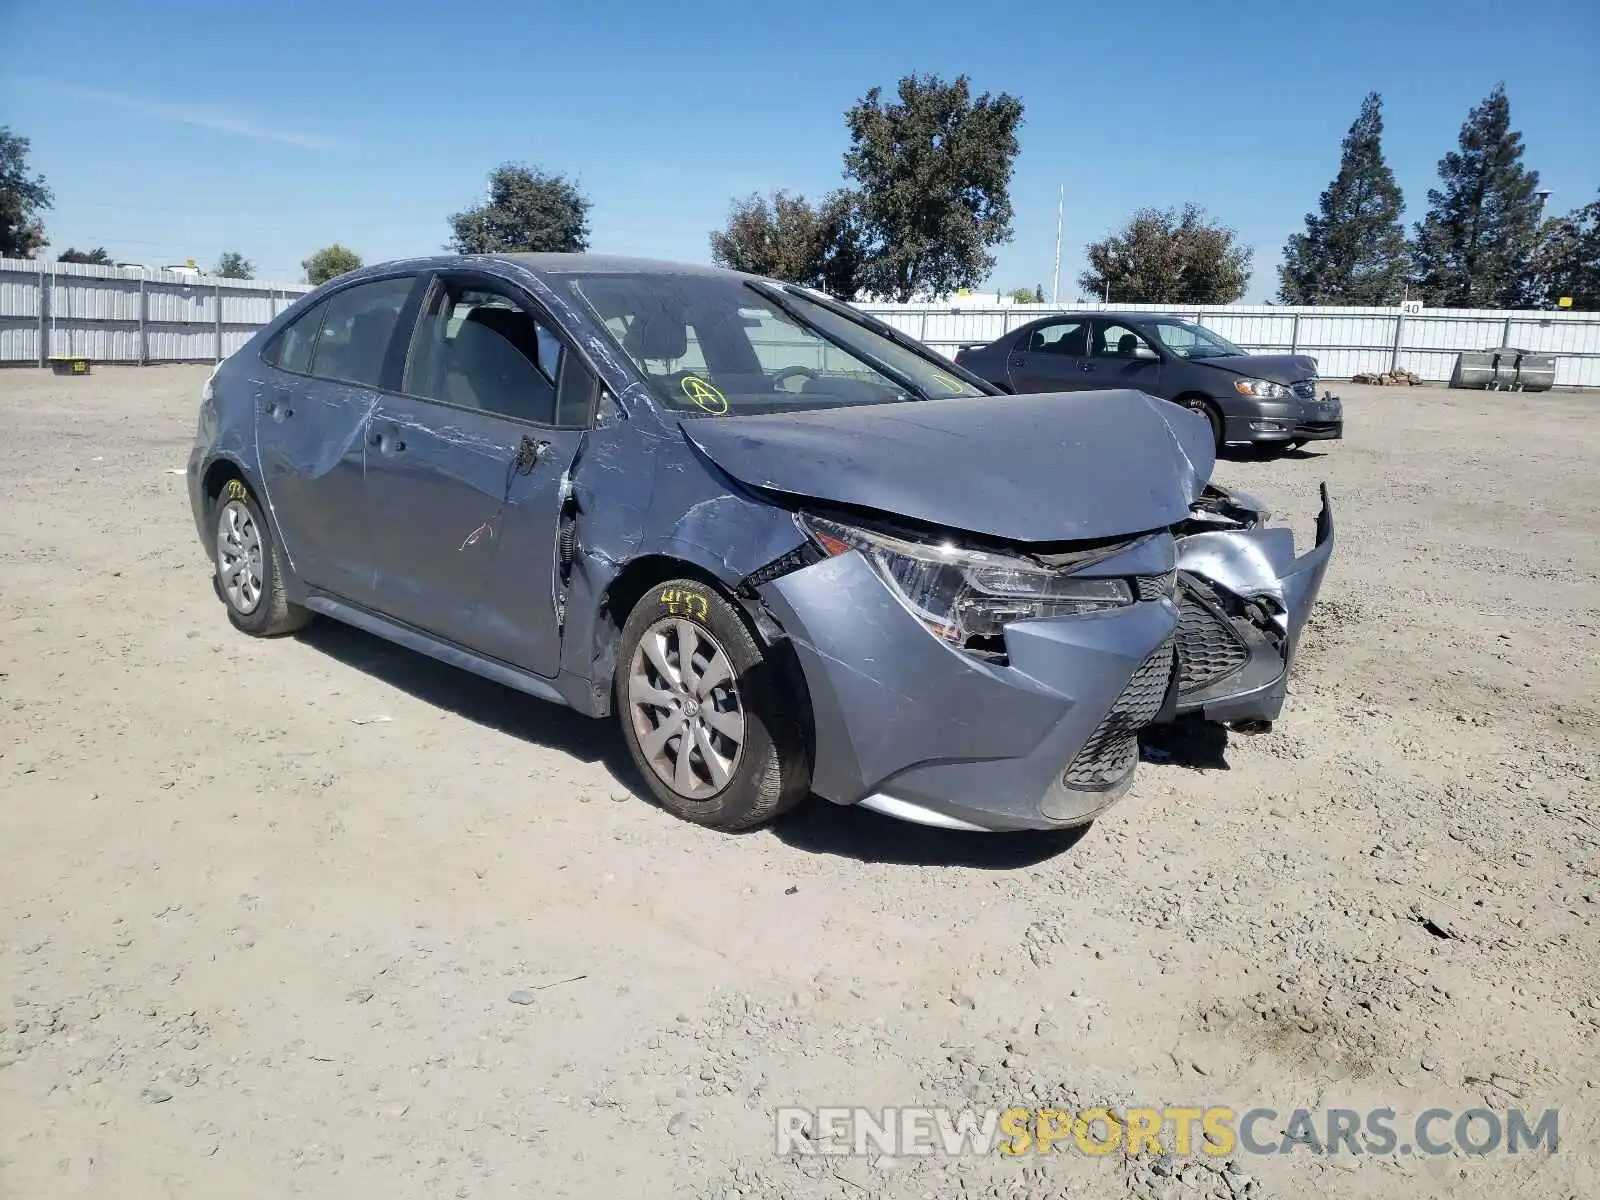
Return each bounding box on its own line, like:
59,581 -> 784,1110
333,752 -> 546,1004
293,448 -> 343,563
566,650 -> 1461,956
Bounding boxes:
616,579 -> 809,830
1180,396 -> 1223,451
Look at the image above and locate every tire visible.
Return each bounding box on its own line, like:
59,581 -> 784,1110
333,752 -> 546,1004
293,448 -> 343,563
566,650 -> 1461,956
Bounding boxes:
1181,396 -> 1223,451
211,478 -> 309,637
616,579 -> 809,830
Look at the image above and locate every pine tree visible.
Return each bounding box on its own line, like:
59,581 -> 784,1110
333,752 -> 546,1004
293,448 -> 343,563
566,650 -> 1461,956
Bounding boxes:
1410,85 -> 1542,307
1278,93 -> 1407,304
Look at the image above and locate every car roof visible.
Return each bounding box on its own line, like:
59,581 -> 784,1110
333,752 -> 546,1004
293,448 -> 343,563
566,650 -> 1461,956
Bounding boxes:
497,252 -> 743,279
1026,311 -> 1180,323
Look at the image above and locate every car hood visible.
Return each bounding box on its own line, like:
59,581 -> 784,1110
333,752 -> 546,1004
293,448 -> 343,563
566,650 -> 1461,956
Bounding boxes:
679,390 -> 1215,543
1200,353 -> 1319,385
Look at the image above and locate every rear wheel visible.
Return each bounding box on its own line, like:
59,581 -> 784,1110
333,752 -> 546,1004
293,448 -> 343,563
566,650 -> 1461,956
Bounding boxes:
1180,396 -> 1223,451
212,479 -> 309,637
616,579 -> 809,830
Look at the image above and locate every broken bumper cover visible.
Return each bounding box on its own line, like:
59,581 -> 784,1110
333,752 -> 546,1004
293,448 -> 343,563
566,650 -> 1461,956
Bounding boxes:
758,554 -> 1181,833
1171,485 -> 1335,724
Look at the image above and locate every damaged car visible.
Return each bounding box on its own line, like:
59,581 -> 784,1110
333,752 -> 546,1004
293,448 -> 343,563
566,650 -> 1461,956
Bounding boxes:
187,255 -> 1333,833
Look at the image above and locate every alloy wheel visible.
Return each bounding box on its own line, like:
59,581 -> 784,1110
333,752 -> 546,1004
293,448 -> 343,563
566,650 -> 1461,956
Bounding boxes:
627,617 -> 745,799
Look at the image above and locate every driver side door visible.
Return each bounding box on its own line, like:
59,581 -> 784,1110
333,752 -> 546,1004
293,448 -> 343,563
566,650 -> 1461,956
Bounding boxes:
1083,320 -> 1163,393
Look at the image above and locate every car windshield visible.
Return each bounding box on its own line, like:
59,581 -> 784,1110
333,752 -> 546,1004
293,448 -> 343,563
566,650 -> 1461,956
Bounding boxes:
1150,320 -> 1245,360
562,272 -> 987,416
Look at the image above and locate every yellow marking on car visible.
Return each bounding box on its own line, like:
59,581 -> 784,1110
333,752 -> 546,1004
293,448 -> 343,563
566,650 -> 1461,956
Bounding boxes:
681,376 -> 729,414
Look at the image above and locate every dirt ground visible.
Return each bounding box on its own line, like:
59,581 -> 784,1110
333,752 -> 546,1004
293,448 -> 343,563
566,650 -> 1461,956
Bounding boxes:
1,366 -> 1597,1200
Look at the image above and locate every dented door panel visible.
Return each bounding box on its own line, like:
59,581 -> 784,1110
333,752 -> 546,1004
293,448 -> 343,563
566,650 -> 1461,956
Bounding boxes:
467,426 -> 583,677
254,375 -> 375,602
360,396 -> 530,648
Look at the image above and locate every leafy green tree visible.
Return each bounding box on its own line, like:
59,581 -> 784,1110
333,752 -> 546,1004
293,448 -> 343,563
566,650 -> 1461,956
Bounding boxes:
1080,204 -> 1253,304
302,244 -> 362,286
215,251 -> 254,279
448,163 -> 591,254
1008,285 -> 1046,303
842,74 -> 1024,301
709,188 -> 863,298
1410,85 -> 1543,307
1279,93 -> 1408,304
0,125 -> 53,258
1526,190 -> 1600,310
58,247 -> 112,265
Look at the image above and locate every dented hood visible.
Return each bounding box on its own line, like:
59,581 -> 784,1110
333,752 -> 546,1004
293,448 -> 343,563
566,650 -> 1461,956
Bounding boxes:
681,390 -> 1215,543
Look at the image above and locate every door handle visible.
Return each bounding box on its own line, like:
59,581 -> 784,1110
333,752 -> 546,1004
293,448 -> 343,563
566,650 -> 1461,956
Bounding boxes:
367,427 -> 406,455
1078,362 -> 1095,372
514,435 -> 552,475
266,399 -> 293,421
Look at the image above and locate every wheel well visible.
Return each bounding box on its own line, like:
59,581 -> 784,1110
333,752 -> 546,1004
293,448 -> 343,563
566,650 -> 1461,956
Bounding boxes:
591,554 -> 816,769
200,459 -> 245,516
1173,390 -> 1219,413
590,556 -> 729,715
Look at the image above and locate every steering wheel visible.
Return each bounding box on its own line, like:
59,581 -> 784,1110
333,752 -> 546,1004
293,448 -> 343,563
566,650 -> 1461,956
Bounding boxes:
771,365 -> 820,392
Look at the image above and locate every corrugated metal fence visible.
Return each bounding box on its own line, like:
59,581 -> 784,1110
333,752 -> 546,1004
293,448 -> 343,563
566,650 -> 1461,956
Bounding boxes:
4,255 -> 1597,387
0,257 -> 312,365
857,300 -> 1600,388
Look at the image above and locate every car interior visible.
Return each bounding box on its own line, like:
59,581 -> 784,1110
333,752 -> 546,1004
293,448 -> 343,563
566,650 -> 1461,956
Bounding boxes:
573,278 -> 906,414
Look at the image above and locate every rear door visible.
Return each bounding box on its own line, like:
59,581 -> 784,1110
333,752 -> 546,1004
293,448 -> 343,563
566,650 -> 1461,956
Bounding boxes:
255,274 -> 419,603
1006,319 -> 1091,393
360,269 -> 585,674
1083,319 -> 1163,394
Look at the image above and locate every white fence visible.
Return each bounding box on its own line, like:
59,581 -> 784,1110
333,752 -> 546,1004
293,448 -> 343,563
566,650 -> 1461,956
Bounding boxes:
0,257 -> 312,365
4,255 -> 1597,388
859,301 -> 1600,389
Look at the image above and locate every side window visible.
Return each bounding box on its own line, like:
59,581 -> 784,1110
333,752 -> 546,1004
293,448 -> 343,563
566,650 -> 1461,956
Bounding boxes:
1092,322 -> 1154,359
1025,320 -> 1088,356
264,298 -> 329,374
554,355 -> 598,429
307,277 -> 415,387
404,280 -> 561,424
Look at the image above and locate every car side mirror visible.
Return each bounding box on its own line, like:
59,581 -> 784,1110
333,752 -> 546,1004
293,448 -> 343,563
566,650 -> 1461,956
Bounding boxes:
1134,345 -> 1159,361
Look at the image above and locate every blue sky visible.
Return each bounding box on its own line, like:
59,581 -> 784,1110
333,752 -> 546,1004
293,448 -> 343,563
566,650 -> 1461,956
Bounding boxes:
3,0 -> 1597,300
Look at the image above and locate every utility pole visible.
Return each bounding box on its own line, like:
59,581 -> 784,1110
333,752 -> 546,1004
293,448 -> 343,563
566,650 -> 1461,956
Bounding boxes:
1051,185 -> 1063,304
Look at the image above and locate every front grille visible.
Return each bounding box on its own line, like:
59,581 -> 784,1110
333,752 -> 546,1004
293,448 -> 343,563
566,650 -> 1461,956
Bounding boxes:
1135,570 -> 1177,602
1062,638 -> 1174,791
1291,379 -> 1318,400
1175,588 -> 1249,692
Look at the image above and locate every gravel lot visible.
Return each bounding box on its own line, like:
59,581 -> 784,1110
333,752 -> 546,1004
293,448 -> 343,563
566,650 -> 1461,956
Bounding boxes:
2,366 -> 1597,1200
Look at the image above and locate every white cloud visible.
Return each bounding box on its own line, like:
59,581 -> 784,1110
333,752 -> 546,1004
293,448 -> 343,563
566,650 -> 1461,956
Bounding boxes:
35,81 -> 338,150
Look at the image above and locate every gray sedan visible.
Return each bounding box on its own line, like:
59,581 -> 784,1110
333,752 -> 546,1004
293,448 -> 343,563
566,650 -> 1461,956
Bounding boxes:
187,256 -> 1333,833
954,312 -> 1344,451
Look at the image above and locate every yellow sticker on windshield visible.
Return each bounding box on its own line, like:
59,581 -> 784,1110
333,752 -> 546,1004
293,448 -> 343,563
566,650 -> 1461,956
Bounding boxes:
681,375 -> 729,414
929,370 -> 966,393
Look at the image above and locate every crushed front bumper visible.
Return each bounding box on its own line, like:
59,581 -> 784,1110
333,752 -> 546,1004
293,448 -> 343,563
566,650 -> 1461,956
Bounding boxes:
1170,484 -> 1335,724
756,488 -> 1334,833
759,554 -> 1182,833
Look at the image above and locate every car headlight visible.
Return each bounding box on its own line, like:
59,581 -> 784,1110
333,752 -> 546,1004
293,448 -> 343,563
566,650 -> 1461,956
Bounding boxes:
800,514 -> 1133,652
1233,378 -> 1288,399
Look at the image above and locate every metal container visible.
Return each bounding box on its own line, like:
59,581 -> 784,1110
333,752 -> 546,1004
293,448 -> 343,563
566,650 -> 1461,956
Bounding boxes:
1449,347 -> 1557,392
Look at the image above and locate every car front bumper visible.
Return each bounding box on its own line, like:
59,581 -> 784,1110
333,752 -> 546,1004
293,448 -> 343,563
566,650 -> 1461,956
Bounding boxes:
1224,394 -> 1344,445
756,490 -> 1335,833
760,555 -> 1181,832
1171,485 -> 1335,724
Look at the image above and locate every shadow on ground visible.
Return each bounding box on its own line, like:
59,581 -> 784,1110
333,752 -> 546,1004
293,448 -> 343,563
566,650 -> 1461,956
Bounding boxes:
1139,716 -> 1232,770
301,619 -> 1100,870
296,619 -> 645,790
769,801 -> 1090,868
